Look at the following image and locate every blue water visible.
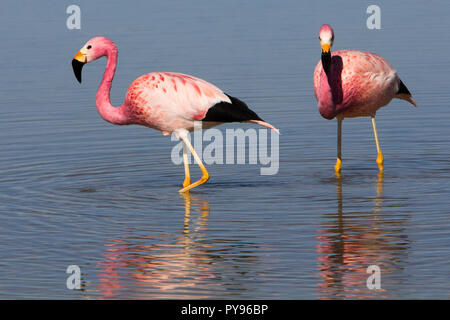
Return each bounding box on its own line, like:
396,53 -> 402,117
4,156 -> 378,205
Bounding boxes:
0,0 -> 449,299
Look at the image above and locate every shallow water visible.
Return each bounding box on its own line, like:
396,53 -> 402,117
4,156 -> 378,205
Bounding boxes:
0,0 -> 449,299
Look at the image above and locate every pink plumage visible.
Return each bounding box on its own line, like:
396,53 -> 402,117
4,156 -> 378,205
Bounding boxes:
72,37 -> 278,192
126,72 -> 237,134
313,24 -> 416,174
313,26 -> 416,120
314,50 -> 406,119
73,37 -> 278,134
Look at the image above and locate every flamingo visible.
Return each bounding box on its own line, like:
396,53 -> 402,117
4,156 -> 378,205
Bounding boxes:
72,37 -> 278,192
313,24 -> 417,174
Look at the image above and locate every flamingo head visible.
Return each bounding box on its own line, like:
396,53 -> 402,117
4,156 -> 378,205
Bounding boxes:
72,37 -> 117,83
318,24 -> 334,74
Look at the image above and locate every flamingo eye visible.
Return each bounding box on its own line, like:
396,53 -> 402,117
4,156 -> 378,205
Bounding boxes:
87,45 -> 92,49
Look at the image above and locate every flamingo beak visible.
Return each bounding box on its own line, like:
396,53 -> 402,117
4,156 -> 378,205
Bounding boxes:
72,50 -> 86,83
321,43 -> 331,74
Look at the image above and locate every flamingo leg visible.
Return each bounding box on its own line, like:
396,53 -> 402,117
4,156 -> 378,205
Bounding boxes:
335,118 -> 343,175
371,116 -> 384,171
178,136 -> 210,193
182,142 -> 191,188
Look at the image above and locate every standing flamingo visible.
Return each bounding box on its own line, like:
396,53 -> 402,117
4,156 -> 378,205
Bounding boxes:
313,24 -> 416,174
72,37 -> 278,192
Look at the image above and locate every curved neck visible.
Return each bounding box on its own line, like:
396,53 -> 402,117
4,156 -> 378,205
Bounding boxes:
95,47 -> 129,125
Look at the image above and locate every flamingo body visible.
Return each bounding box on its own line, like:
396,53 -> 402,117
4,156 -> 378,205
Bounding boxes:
72,37 -> 277,192
125,72 -> 230,133
314,24 -> 416,174
313,50 -> 403,120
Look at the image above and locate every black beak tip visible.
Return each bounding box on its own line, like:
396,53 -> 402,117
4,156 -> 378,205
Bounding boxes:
72,59 -> 84,84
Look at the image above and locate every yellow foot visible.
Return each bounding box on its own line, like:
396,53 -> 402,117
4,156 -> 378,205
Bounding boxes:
334,158 -> 342,175
178,174 -> 210,193
183,177 -> 191,188
376,152 -> 384,171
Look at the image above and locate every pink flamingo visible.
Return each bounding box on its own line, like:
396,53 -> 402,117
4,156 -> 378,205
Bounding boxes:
313,24 -> 417,174
72,37 -> 278,192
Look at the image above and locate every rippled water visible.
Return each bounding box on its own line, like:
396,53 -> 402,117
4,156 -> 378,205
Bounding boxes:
0,1 -> 449,299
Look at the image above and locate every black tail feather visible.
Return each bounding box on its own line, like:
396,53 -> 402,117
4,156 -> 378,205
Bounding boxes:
202,94 -> 264,123
397,79 -> 411,95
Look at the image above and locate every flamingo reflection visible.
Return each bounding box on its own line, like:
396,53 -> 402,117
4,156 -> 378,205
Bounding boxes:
316,173 -> 409,299
96,193 -> 216,299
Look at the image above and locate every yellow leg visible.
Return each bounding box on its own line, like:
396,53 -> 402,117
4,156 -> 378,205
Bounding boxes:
182,142 -> 191,188
178,136 -> 210,193
371,116 -> 384,171
334,118 -> 342,176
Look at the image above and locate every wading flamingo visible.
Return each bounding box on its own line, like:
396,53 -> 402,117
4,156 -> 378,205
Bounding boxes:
313,24 -> 416,175
72,37 -> 278,192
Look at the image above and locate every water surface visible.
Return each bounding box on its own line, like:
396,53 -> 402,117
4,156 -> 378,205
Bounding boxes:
0,0 -> 449,299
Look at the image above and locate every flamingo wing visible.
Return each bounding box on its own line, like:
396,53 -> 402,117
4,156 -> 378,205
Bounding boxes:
126,72 -> 272,132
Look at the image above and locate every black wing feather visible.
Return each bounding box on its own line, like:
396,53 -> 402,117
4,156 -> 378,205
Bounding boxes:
202,94 -> 263,123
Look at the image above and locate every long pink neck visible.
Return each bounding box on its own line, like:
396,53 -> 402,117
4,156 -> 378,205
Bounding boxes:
95,46 -> 130,125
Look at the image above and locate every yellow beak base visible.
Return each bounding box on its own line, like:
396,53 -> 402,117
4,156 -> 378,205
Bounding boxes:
321,43 -> 331,53
73,50 -> 85,62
